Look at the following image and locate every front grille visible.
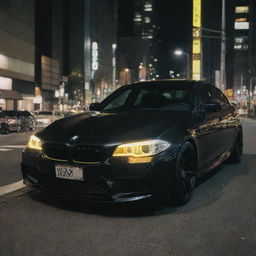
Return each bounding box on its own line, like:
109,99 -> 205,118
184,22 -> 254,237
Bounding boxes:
43,143 -> 111,163
43,143 -> 68,161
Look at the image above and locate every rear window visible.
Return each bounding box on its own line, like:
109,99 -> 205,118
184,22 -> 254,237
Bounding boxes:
2,111 -> 17,117
35,111 -> 53,115
19,111 -> 31,116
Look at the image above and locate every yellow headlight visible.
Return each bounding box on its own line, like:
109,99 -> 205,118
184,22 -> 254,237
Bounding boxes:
27,135 -> 42,151
113,140 -> 170,158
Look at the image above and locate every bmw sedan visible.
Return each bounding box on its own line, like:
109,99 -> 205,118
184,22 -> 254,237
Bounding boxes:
21,80 -> 243,205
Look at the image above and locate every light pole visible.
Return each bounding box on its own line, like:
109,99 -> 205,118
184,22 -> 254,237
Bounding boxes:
220,0 -> 226,92
174,49 -> 191,79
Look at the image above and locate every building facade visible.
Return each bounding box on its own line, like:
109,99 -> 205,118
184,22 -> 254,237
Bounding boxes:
35,0 -> 66,111
0,0 -> 35,111
67,0 -> 117,106
117,0 -> 160,85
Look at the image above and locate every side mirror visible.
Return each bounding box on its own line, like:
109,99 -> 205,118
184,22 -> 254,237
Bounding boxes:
201,102 -> 222,113
89,102 -> 101,111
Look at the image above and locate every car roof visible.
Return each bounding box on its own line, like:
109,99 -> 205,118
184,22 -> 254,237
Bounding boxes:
130,79 -> 199,86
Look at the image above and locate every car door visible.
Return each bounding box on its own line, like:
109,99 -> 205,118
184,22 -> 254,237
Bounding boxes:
194,85 -> 223,170
209,86 -> 237,154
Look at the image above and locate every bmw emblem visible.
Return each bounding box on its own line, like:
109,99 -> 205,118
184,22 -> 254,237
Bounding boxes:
70,135 -> 79,142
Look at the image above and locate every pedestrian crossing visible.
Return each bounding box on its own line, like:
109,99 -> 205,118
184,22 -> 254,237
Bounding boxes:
0,145 -> 26,152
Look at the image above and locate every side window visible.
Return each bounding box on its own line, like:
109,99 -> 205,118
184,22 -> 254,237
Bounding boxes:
199,86 -> 213,104
210,87 -> 229,108
134,89 -> 151,106
104,89 -> 132,110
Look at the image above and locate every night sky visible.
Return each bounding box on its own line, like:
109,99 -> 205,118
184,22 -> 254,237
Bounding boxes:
118,0 -> 192,78
156,0 -> 192,77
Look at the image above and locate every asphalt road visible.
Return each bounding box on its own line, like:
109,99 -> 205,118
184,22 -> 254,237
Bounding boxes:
0,118 -> 255,256
0,131 -> 32,186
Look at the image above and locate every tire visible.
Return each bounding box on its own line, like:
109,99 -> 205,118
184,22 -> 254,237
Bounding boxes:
16,126 -> 21,133
227,130 -> 243,164
171,142 -> 197,205
0,124 -> 9,134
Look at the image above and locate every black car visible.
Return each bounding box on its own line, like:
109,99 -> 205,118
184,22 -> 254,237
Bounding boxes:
21,80 -> 243,205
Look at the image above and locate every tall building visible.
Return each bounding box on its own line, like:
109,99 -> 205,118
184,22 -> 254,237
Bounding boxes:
133,0 -> 160,80
35,0 -> 66,111
67,0 -> 117,105
34,0 -> 117,109
233,0 -> 256,93
0,0 -> 35,111
117,0 -> 160,85
199,0 -> 235,91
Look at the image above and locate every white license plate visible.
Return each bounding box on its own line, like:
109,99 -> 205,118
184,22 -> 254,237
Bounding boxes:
55,165 -> 84,181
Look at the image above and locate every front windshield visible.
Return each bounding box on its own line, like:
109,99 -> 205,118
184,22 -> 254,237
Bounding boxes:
101,84 -> 194,111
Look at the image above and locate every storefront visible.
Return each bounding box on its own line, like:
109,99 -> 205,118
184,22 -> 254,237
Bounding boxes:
0,89 -> 22,110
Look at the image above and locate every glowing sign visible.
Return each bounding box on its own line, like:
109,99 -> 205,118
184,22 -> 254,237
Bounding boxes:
193,39 -> 201,54
92,42 -> 98,70
235,6 -> 249,13
192,0 -> 201,80
193,0 -> 201,28
235,22 -> 249,30
192,60 -> 201,80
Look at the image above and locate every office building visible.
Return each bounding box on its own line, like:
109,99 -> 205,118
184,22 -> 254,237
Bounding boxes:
0,0 -> 35,111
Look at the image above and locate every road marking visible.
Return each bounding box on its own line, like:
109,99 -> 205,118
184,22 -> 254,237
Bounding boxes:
0,145 -> 26,152
1,145 -> 26,149
0,148 -> 12,152
0,180 -> 26,197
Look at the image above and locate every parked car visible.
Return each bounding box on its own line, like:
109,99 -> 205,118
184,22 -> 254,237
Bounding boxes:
22,80 -> 243,205
0,111 -> 21,134
34,111 -> 64,128
0,110 -> 36,132
16,111 -> 36,131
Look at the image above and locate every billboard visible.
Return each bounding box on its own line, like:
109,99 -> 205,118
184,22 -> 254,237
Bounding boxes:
192,0 -> 201,80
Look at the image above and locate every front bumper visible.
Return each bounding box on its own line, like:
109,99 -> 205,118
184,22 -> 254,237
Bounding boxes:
21,148 -> 177,204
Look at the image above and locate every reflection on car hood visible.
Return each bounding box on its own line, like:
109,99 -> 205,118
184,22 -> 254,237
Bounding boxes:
38,110 -> 191,145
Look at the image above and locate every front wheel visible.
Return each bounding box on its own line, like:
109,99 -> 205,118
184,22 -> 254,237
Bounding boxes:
0,124 -> 9,134
171,142 -> 197,205
227,130 -> 243,164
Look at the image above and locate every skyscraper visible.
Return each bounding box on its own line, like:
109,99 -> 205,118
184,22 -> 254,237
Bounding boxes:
0,0 -> 35,111
117,0 -> 160,84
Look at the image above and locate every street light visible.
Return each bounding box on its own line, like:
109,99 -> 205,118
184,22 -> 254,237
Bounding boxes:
174,49 -> 190,79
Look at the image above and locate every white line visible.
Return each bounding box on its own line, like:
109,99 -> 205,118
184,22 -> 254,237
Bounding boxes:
0,148 -> 12,152
0,180 -> 26,196
0,145 -> 26,149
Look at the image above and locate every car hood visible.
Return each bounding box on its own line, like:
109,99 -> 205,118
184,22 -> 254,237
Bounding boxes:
38,110 -> 191,145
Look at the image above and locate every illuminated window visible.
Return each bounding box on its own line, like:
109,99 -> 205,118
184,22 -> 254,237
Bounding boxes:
235,18 -> 247,22
145,17 -> 151,23
234,44 -> 248,51
235,37 -> 247,43
235,6 -> 249,13
234,45 -> 242,50
144,3 -> 152,11
134,13 -> 142,22
235,22 -> 249,30
142,35 -> 153,39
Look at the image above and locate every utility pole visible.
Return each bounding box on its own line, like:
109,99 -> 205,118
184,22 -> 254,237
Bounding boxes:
220,0 -> 226,92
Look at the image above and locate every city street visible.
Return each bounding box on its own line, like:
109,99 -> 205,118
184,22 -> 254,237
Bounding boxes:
0,118 -> 256,256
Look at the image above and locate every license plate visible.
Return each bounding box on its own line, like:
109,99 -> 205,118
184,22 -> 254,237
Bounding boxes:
55,165 -> 84,181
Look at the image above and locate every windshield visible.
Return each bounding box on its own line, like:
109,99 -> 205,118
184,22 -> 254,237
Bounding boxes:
100,83 -> 194,111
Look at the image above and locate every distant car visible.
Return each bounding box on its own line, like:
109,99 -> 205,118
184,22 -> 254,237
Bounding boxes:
0,111 -> 21,134
34,111 -> 64,128
17,111 -> 36,131
22,80 -> 243,205
0,110 -> 36,132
